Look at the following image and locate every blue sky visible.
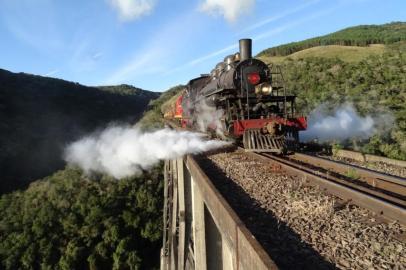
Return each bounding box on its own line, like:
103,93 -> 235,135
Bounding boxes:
0,0 -> 405,92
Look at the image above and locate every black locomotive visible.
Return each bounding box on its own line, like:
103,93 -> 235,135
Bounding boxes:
169,39 -> 307,153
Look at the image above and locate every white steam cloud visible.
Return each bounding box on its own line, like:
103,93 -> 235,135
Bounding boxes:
194,99 -> 226,138
199,0 -> 256,22
109,0 -> 157,21
64,126 -> 229,179
301,103 -> 393,142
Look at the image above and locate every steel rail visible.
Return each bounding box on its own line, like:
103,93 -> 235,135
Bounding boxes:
265,153 -> 406,208
244,150 -> 406,226
292,153 -> 406,196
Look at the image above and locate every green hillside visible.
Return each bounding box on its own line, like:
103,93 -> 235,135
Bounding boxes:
0,80 -> 182,269
272,47 -> 405,159
0,69 -> 159,194
258,44 -> 387,63
255,22 -> 406,159
0,166 -> 163,270
258,21 -> 406,57
138,84 -> 185,129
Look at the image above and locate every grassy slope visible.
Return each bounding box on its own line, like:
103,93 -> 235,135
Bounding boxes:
258,44 -> 386,63
257,21 -> 406,57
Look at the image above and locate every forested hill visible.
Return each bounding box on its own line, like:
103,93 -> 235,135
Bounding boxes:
256,22 -> 406,160
0,69 -> 159,194
0,166 -> 163,269
258,21 -> 406,57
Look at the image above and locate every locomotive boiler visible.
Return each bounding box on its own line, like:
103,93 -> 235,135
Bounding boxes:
170,39 -> 307,153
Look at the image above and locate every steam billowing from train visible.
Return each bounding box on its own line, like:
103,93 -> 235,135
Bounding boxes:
195,99 -> 226,138
64,126 -> 229,178
301,103 -> 393,142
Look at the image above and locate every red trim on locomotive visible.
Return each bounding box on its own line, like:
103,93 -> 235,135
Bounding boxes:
174,95 -> 183,119
233,117 -> 307,136
166,94 -> 307,138
295,116 -> 308,130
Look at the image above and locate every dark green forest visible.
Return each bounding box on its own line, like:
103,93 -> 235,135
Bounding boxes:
0,70 -> 175,269
0,69 -> 159,194
0,166 -> 163,270
258,22 -> 406,57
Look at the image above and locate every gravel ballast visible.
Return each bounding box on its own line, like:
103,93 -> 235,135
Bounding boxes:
197,149 -> 405,270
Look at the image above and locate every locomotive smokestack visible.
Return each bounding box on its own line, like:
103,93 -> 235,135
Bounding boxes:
239,39 -> 252,61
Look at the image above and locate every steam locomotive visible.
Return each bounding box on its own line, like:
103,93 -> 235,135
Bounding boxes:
166,39 -> 307,153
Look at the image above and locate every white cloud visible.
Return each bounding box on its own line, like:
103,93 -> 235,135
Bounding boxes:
199,0 -> 256,23
0,0 -> 63,53
104,50 -> 164,85
166,43 -> 237,74
109,0 -> 157,21
239,0 -> 320,34
92,52 -> 103,60
104,12 -> 200,86
166,6 -> 338,76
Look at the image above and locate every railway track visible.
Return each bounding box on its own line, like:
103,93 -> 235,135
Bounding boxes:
291,153 -> 406,200
245,149 -> 406,225
165,120 -> 406,225
204,150 -> 406,269
163,121 -> 406,268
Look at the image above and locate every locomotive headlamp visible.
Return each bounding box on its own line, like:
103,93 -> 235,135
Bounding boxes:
247,73 -> 261,85
255,82 -> 273,95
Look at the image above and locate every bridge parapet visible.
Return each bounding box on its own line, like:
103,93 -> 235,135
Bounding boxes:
161,155 -> 277,270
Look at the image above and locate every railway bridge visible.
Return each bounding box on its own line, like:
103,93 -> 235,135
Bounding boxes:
160,155 -> 277,270
160,150 -> 406,270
